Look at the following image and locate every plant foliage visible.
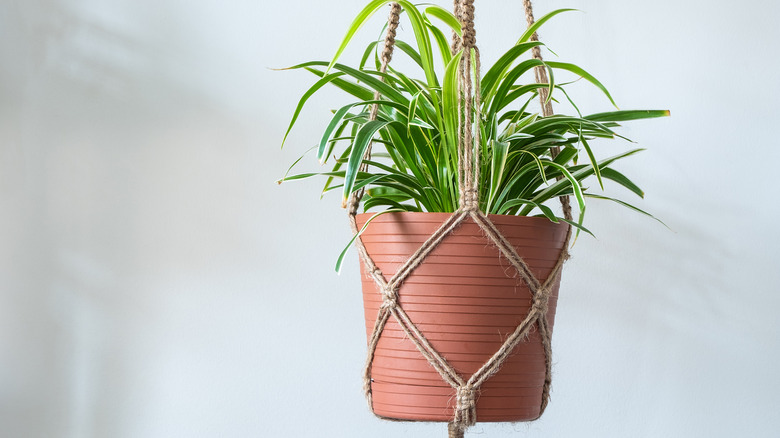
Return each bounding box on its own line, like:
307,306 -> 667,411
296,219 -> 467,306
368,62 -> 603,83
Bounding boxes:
279,3 -> 669,233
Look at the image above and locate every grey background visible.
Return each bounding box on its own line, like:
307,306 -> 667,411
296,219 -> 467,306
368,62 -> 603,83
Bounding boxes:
2,0 -> 779,437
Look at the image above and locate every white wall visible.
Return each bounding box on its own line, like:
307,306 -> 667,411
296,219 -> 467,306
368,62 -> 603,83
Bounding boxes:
1,0 -> 778,437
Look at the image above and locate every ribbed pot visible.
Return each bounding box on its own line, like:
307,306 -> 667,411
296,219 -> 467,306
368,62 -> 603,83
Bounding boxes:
356,212 -> 569,422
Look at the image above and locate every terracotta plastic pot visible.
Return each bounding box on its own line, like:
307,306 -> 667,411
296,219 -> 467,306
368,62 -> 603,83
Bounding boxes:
356,212 -> 569,422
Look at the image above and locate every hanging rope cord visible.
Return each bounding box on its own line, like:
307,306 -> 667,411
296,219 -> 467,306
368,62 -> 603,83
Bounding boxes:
522,0 -> 573,221
346,2 -> 573,437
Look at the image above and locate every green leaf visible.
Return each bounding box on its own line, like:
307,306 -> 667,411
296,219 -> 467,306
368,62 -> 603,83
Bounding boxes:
579,131 -> 603,190
424,5 -> 461,36
559,217 -> 594,238
292,61 -> 409,105
487,140 -> 509,211
321,141 -> 353,196
426,20 -> 453,67
442,50 -> 464,165
319,105 -> 356,161
407,91 -> 421,136
382,122 -> 431,196
328,0 -> 393,72
408,118 -> 435,130
363,196 -> 419,212
524,115 -> 615,137
496,83 -> 548,112
335,209 -> 403,273
600,167 -> 644,198
555,83 -> 583,117
526,148 -> 645,209
585,109 -> 671,122
278,145 -> 317,184
318,99 -> 410,161
498,198 -> 558,222
281,72 -> 344,148
395,1 -> 439,89
481,42 -> 545,102
343,120 -> 391,205
532,160 -> 586,214
546,61 -> 618,108
517,9 -> 578,44
488,58 -> 546,116
395,40 -> 424,69
544,63 -> 555,105
302,67 -> 373,101
585,194 -> 668,228
359,40 -> 380,70
491,150 -> 547,211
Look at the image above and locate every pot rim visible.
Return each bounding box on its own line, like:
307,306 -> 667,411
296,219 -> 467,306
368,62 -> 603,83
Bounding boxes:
355,210 -> 570,227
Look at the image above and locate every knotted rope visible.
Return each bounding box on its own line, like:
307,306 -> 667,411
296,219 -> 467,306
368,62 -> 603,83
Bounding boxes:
347,2 -> 573,437
522,0 -> 573,221
347,2 -> 402,214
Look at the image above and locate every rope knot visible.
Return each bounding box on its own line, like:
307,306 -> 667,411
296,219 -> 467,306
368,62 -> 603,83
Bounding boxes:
460,188 -> 479,211
453,385 -> 478,429
459,0 -> 477,48
381,3 -> 402,65
456,385 -> 476,406
380,287 -> 398,309
531,291 -> 549,316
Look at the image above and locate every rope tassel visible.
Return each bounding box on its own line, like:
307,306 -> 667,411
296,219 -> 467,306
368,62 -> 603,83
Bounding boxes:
453,385 -> 478,428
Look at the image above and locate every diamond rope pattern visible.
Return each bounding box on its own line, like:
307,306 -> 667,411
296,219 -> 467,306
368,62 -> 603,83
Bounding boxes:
345,2 -> 573,436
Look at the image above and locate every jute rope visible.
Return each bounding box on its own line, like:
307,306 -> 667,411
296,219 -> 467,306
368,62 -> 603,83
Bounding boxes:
522,0 -> 573,221
347,2 -> 573,437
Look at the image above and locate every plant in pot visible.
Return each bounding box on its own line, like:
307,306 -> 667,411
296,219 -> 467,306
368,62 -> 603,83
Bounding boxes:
279,0 -> 668,434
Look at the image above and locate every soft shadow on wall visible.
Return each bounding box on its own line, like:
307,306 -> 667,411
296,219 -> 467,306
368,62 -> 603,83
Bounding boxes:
1,1 -> 275,437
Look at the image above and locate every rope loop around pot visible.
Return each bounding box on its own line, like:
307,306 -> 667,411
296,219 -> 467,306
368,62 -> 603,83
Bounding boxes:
532,288 -> 551,316
380,286 -> 398,309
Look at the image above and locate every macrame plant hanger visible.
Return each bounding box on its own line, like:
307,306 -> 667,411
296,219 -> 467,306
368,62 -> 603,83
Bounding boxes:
346,1 -> 573,437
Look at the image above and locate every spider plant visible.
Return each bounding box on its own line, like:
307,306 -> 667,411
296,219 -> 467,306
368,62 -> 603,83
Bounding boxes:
279,1 -> 668,236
